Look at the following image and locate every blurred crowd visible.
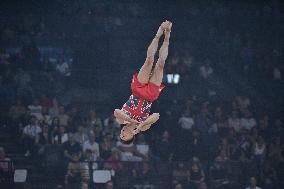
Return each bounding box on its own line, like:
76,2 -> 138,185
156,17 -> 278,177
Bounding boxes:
0,0 -> 283,189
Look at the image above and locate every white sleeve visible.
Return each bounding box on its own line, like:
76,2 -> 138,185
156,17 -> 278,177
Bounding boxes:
37,126 -> 42,134
96,143 -> 100,157
63,134 -> 68,143
191,118 -> 195,125
64,63 -> 69,68
103,118 -> 108,127
23,126 -> 28,135
178,118 -> 182,125
83,142 -> 87,152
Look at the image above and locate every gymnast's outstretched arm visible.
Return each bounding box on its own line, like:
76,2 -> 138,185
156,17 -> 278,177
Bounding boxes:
114,109 -> 139,124
133,113 -> 160,134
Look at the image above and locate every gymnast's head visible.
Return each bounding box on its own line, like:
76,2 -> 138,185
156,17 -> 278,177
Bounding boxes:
120,125 -> 135,144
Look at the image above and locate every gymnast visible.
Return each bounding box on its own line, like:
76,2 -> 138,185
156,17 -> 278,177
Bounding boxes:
114,20 -> 172,143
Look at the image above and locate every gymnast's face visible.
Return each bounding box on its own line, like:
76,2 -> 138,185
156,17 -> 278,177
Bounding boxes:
120,126 -> 134,142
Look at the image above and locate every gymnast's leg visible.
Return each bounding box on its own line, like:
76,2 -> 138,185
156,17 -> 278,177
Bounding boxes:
149,21 -> 172,86
137,22 -> 166,84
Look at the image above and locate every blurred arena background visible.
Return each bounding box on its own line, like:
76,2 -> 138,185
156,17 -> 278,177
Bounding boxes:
0,0 -> 283,189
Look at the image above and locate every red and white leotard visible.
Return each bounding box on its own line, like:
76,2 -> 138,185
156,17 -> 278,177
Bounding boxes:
121,73 -> 165,123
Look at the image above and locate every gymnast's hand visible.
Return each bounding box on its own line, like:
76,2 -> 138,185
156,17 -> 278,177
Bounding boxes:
126,117 -> 140,124
132,113 -> 160,135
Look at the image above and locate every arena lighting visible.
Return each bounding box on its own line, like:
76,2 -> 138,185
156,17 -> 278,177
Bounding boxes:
93,170 -> 112,183
166,73 -> 180,84
14,169 -> 27,183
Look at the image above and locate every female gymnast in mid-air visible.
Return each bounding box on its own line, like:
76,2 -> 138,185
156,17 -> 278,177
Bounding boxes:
114,20 -> 172,143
